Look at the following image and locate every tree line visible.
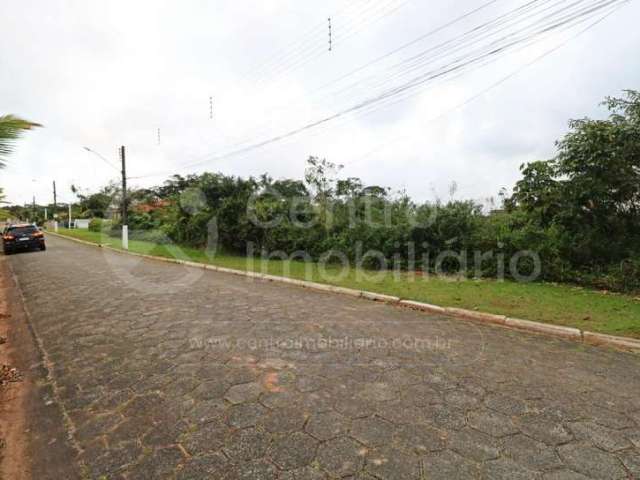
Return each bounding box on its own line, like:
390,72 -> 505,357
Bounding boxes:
21,91 -> 640,292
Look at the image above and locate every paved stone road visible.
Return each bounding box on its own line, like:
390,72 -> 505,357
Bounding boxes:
8,235 -> 640,479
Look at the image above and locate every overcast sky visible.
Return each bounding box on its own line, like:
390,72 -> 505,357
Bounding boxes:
1,0 -> 639,206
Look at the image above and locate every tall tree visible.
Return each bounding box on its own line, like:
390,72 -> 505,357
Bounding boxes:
0,114 -> 42,168
510,90 -> 640,265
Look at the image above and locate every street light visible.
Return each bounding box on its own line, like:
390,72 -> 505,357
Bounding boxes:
83,146 -> 120,171
82,146 -> 129,249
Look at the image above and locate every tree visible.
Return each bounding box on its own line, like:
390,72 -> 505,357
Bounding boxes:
0,115 -> 42,168
155,174 -> 200,198
509,160 -> 561,226
304,156 -> 343,201
509,90 -> 640,266
555,90 -> 640,225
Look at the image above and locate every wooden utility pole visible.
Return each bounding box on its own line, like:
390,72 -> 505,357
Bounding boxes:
120,146 -> 127,226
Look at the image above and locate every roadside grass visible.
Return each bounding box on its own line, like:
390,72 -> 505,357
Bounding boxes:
53,228 -> 640,338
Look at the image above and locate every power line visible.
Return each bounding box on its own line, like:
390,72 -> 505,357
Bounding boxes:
303,0 -> 559,113
247,0 -> 609,138
214,1 -> 623,153
83,147 -> 120,171
302,0 -> 623,143
300,0 -> 627,154
240,0 -> 621,162
239,0 -> 378,86
247,0 -> 414,88
173,0 -> 512,160
147,0 -> 504,164
241,0 -> 376,78
351,0 -> 629,165
129,0 -> 625,179
193,0 -> 524,153
313,0 -> 503,96
266,0 -> 413,80
333,0 -> 616,115
130,0 -> 595,178
332,0 -> 415,44
326,0 -> 559,100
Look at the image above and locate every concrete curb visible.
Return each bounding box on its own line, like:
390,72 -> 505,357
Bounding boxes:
583,331 -> 640,351
445,307 -> 506,326
46,231 -> 640,353
361,291 -> 401,303
505,317 -> 582,341
398,300 -> 446,315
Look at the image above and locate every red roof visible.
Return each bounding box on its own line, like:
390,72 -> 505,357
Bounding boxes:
133,199 -> 171,213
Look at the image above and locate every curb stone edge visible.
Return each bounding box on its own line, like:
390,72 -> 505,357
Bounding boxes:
46,231 -> 640,353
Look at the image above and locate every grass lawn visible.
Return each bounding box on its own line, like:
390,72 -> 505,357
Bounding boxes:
53,228 -> 640,339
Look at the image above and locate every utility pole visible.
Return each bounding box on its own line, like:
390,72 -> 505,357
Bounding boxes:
120,146 -> 127,225
120,145 -> 129,249
53,180 -> 57,216
32,195 -> 36,223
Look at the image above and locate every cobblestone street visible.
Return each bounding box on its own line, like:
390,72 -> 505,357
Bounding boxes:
7,235 -> 640,479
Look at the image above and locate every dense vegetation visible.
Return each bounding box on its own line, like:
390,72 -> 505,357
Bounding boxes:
26,91 -> 640,292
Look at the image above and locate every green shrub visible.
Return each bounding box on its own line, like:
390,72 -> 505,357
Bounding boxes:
128,228 -> 173,245
88,218 -> 104,232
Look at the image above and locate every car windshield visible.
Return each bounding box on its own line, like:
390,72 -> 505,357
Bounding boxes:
9,226 -> 38,235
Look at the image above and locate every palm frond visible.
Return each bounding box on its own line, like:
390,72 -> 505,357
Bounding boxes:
0,114 -> 42,168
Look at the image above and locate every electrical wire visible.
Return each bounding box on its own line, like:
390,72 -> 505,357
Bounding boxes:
242,0 -> 405,87
250,0 -> 415,89
349,0 -> 629,165
129,0 -> 626,179
191,0 -> 599,155
229,0 -> 625,163
83,147 -> 120,172
181,0 -> 524,157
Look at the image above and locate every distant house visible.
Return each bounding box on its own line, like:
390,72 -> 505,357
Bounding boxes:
74,219 -> 90,229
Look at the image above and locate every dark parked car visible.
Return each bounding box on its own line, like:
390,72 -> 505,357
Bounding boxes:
2,224 -> 46,254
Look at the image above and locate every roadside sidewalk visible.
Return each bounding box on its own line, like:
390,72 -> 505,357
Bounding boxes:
0,257 -> 81,480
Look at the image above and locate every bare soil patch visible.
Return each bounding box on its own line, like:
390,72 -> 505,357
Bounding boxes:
0,256 -> 30,480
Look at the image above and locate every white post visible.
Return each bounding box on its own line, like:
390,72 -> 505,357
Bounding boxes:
44,207 -> 48,221
54,221 -> 58,232
68,204 -> 72,228
122,225 -> 128,250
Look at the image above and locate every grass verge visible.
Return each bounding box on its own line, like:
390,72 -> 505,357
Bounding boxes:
53,228 -> 640,338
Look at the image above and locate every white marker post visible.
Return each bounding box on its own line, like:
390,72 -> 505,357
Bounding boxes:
122,225 -> 128,250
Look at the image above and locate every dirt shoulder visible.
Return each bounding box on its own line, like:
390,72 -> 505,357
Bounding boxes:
0,256 -> 81,480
